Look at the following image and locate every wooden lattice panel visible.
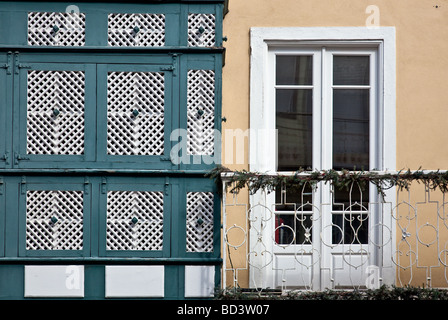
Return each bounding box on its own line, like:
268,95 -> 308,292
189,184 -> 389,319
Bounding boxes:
108,13 -> 165,47
28,11 -> 85,46
107,71 -> 165,155
27,70 -> 85,155
106,191 -> 164,251
188,13 -> 215,47
186,192 -> 214,252
187,70 -> 215,155
26,190 -> 84,250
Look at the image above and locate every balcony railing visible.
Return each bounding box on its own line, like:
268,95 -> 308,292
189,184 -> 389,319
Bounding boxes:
219,169 -> 448,292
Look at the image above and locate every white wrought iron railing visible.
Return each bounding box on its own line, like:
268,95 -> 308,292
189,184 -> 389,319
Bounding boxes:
220,170 -> 448,292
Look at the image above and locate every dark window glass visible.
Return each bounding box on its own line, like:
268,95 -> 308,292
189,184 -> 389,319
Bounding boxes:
276,55 -> 313,85
333,56 -> 369,85
276,89 -> 313,171
275,183 -> 313,211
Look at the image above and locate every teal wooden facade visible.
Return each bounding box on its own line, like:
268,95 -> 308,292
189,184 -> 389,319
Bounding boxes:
0,0 -> 225,299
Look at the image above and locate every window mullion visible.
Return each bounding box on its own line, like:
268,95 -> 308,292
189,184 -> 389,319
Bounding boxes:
320,46 -> 333,171
369,51 -> 379,171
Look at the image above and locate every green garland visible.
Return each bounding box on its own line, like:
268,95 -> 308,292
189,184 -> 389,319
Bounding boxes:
207,166 -> 448,197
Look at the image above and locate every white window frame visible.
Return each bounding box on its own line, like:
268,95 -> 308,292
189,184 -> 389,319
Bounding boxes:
250,27 -> 396,173
248,27 -> 396,289
270,45 -> 379,172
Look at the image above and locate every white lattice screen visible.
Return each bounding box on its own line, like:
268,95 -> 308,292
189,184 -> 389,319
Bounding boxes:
27,70 -> 85,155
108,13 -> 165,47
107,71 -> 165,155
188,13 -> 216,47
186,192 -> 214,252
28,12 -> 85,46
106,191 -> 164,251
187,70 -> 215,155
26,190 -> 84,250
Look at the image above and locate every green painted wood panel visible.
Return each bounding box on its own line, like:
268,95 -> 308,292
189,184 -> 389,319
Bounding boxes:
0,0 -> 224,300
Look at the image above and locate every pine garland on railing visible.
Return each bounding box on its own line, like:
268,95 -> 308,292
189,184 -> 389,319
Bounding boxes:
207,166 -> 448,197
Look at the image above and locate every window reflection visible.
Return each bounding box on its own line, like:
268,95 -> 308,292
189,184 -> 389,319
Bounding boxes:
276,55 -> 313,85
276,89 -> 313,171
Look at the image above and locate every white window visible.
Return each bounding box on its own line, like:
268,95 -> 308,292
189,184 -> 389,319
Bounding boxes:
271,46 -> 378,172
249,27 -> 396,290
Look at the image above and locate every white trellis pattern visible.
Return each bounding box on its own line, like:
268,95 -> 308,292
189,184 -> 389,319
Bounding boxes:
106,191 -> 164,251
108,13 -> 165,47
188,13 -> 216,47
187,70 -> 215,155
27,70 -> 85,155
28,11 -> 85,46
186,192 -> 214,252
107,71 -> 165,155
26,190 -> 84,250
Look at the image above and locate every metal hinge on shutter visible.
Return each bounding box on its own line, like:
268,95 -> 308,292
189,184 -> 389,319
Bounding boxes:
20,176 -> 26,195
160,65 -> 176,77
164,177 -> 169,195
101,177 -> 107,194
14,152 -> 30,165
160,65 -> 174,72
0,177 -> 4,195
0,151 -> 9,165
0,52 -> 12,75
84,177 -> 90,195
84,177 -> 90,194
14,52 -> 31,74
160,54 -> 179,76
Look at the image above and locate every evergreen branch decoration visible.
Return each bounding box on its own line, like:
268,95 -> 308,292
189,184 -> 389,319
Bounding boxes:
207,166 -> 448,197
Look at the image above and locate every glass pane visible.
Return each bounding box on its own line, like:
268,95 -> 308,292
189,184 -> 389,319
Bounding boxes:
275,214 -> 313,245
332,213 -> 369,244
333,56 -> 369,85
333,89 -> 369,171
276,55 -> 313,85
276,89 -> 312,171
275,183 -> 313,211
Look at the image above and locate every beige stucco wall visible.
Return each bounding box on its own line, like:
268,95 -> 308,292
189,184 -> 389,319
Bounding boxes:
221,0 -> 448,288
